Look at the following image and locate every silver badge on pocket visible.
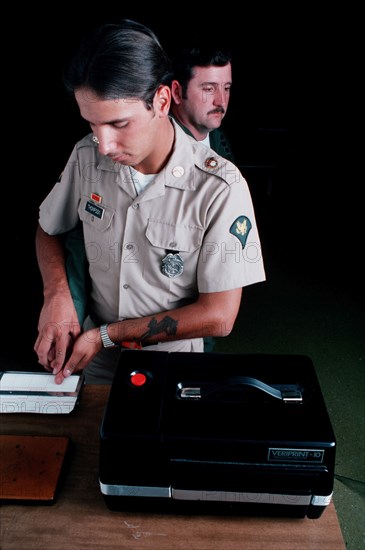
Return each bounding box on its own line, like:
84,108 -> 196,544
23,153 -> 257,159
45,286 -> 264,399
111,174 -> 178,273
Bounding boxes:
161,253 -> 184,278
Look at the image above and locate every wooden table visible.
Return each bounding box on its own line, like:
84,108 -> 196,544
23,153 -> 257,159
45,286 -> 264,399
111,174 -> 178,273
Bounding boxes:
0,385 -> 346,550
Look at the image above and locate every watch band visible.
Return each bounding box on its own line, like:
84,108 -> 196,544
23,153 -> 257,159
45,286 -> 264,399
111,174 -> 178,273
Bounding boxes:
100,324 -> 119,348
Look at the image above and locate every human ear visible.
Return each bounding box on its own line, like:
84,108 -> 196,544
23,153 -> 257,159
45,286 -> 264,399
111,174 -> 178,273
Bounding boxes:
171,80 -> 183,104
156,85 -> 171,115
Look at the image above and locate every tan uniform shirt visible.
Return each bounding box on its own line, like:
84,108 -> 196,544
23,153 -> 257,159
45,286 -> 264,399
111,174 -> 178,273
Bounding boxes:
39,120 -> 265,337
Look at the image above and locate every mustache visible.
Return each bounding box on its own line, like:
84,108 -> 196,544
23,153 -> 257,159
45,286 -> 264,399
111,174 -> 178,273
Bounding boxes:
208,107 -> 225,115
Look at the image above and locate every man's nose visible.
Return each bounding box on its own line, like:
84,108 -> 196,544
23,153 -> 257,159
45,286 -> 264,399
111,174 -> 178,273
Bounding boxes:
213,87 -> 228,106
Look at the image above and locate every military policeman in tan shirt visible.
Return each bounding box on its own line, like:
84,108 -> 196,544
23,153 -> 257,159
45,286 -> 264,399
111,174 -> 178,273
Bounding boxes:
34,20 -> 266,384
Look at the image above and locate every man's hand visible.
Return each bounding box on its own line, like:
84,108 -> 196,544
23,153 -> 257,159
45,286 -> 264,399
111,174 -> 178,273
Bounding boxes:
53,326 -> 102,384
34,293 -> 81,376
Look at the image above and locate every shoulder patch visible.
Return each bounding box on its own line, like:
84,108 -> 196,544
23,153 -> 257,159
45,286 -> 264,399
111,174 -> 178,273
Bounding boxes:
230,216 -> 252,248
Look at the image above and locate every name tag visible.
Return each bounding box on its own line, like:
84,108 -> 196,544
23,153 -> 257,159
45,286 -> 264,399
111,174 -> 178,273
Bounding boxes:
85,200 -> 104,220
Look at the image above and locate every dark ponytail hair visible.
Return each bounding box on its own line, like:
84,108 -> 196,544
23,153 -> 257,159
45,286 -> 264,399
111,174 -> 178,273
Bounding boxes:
63,19 -> 173,109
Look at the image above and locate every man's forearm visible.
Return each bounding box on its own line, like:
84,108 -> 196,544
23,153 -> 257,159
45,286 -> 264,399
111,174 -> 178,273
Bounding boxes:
106,288 -> 242,346
35,224 -> 70,298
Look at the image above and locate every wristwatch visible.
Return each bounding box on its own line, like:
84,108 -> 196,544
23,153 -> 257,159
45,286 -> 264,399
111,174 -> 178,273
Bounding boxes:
100,324 -> 119,348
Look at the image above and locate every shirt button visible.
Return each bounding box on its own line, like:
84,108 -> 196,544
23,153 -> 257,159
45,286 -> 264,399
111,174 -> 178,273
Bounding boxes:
132,203 -> 139,210
169,241 -> 177,248
126,244 -> 133,250
123,284 -> 129,289
172,166 -> 185,178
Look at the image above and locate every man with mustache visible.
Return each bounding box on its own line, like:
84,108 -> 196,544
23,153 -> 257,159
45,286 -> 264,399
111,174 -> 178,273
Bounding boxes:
170,43 -> 235,351
170,43 -> 235,164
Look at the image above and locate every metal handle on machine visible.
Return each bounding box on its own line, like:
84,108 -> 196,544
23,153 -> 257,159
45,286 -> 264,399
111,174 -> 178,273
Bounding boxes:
177,376 -> 302,403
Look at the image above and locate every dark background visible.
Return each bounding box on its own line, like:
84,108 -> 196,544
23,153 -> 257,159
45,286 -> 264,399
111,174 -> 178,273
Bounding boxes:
3,7 -> 359,361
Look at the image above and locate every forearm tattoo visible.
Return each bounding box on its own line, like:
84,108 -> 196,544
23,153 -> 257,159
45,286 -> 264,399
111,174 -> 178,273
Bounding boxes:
140,316 -> 178,342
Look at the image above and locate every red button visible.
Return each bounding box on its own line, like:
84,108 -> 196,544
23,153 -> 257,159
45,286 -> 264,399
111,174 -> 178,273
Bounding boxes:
130,372 -> 147,386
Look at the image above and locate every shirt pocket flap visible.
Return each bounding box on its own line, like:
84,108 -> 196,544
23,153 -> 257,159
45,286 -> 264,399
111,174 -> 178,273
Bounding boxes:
146,219 -> 203,252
